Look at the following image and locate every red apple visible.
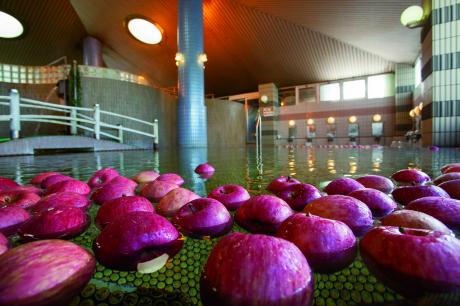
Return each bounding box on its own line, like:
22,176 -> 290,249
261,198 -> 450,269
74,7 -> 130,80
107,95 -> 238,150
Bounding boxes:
156,173 -> 185,186
392,185 -> 450,205
0,232 -> 8,255
323,178 -> 364,195
438,179 -> 460,199
391,169 -> 430,185
95,196 -> 154,229
172,198 -> 232,238
276,213 -> 357,273
0,207 -> 30,236
348,188 -> 397,217
360,226 -> 460,297
31,192 -> 90,213
406,197 -> 460,231
157,188 -> 200,217
0,240 -> 96,306
433,172 -> 460,185
267,176 -> 301,193
277,183 -> 321,211
93,211 -> 184,271
235,195 -> 294,234
208,184 -> 250,211
90,177 -> 137,205
303,195 -> 373,236
30,172 -> 60,186
443,165 -> 460,174
131,170 -> 160,184
45,179 -> 90,196
8,185 -> 42,196
19,207 -> 90,240
140,180 -> 179,203
198,172 -> 215,179
0,190 -> 41,209
194,163 -> 215,174
87,168 -> 119,189
102,176 -> 137,190
355,175 -> 394,194
200,232 -> 314,306
40,174 -> 72,189
0,177 -> 18,191
441,163 -> 460,173
380,210 -> 452,235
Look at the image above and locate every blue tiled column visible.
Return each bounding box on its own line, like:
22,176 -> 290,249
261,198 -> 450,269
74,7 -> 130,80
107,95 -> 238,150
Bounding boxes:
177,0 -> 207,147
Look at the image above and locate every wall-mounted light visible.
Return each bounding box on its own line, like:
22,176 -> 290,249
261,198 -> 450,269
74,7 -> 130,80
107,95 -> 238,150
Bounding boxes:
348,116 -> 357,124
198,53 -> 207,68
327,117 -> 335,124
289,120 -> 296,127
0,11 -> 24,39
280,101 -> 285,106
125,16 -> 163,44
175,52 -> 185,66
260,95 -> 268,103
307,118 -> 314,125
414,105 -> 421,116
372,114 -> 382,122
419,102 -> 424,110
409,109 -> 415,118
401,5 -> 424,28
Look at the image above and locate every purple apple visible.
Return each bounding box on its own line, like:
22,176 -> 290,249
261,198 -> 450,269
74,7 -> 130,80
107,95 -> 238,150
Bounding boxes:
348,188 -> 397,217
235,195 -> 294,234
429,145 -> 440,152
19,207 -> 90,240
276,213 -> 356,273
40,174 -> 72,189
140,180 -> 179,203
156,188 -> 201,217
0,190 -> 41,209
95,196 -> 154,229
438,179 -> 460,199
323,178 -> 364,195
360,226 -> 460,297
267,176 -> 301,193
0,177 -> 18,191
355,175 -> 395,194
200,232 -> 314,306
172,198 -> 232,238
392,185 -> 450,206
391,169 -> 430,185
380,210 -> 452,235
30,172 -> 60,186
0,207 -> 30,236
87,168 -> 119,189
0,240 -> 96,306
433,172 -> 460,185
406,197 -> 460,231
208,184 -> 250,211
31,192 -> 90,213
0,232 -> 8,255
303,195 -> 373,236
156,173 -> 185,186
93,211 -> 184,271
45,179 -> 90,196
441,163 -> 460,173
194,163 -> 215,175
91,176 -> 137,205
131,170 -> 160,184
277,183 -> 321,211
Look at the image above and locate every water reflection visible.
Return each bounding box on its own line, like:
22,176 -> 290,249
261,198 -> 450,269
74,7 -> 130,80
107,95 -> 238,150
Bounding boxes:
177,148 -> 208,196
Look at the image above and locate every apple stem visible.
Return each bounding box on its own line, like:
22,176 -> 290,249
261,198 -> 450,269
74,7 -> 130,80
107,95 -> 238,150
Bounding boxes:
399,227 -> 405,234
188,204 -> 197,214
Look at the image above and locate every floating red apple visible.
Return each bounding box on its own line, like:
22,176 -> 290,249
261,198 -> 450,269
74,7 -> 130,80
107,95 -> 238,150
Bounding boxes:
433,172 -> 460,185
156,173 -> 185,186
0,207 -> 30,236
208,184 -> 250,211
360,226 -> 460,297
277,183 -> 321,211
131,170 -> 160,184
87,168 -> 119,189
140,180 -> 179,203
31,192 -> 90,213
45,179 -> 90,196
0,240 -> 96,306
348,188 -> 396,217
0,190 -> 41,209
323,178 -> 364,195
93,211 -> 183,271
276,213 -> 357,273
0,232 -> 8,255
443,165 -> 460,174
235,195 -> 294,234
19,207 -> 90,240
194,163 -> 215,175
392,185 -> 450,205
8,185 -> 42,196
441,163 -> 460,174
91,176 -> 137,205
391,169 -> 430,185
95,196 -> 154,229
30,172 -> 60,186
355,175 -> 394,194
303,195 -> 373,236
40,174 -> 72,189
172,198 -> 232,238
380,210 -> 452,235
438,179 -> 460,199
267,176 -> 301,193
406,197 -> 460,231
0,177 -> 18,191
156,188 -> 200,217
200,232 -> 314,306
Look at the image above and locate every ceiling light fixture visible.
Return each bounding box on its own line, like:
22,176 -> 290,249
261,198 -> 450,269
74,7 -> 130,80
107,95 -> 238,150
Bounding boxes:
125,16 -> 163,44
0,11 -> 24,39
401,5 -> 424,28
175,53 -> 185,66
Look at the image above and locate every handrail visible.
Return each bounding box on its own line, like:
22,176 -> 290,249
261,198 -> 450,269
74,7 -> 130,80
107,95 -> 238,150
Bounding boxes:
255,113 -> 262,155
0,89 -> 159,149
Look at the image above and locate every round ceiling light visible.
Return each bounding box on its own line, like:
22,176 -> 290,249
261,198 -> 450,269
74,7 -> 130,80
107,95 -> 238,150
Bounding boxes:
348,116 -> 357,124
126,16 -> 163,44
401,5 -> 424,28
288,120 -> 296,127
327,117 -> 335,124
0,11 -> 24,39
372,114 -> 382,122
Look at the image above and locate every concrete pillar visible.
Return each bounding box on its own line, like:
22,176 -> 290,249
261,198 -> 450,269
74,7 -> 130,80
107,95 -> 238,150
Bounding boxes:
177,0 -> 207,147
83,36 -> 104,67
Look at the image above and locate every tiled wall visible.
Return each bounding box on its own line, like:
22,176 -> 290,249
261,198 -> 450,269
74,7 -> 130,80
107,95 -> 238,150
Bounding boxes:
395,64 -> 415,137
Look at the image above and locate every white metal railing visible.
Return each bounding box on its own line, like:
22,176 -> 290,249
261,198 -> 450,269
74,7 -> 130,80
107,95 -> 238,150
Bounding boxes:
0,89 -> 159,149
255,112 -> 262,155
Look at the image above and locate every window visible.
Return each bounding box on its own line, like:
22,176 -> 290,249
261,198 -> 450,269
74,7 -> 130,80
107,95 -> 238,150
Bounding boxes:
279,89 -> 295,106
320,83 -> 340,101
368,74 -> 395,99
298,87 -> 317,103
343,79 -> 365,100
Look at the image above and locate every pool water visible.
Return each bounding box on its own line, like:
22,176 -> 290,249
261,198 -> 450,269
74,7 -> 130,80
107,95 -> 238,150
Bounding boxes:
1,146 -> 460,306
